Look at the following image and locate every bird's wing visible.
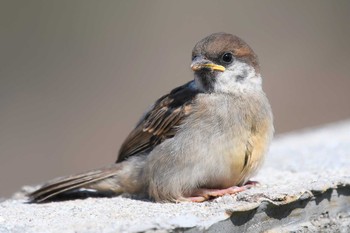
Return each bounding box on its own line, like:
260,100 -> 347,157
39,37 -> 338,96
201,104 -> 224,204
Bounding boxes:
117,81 -> 201,162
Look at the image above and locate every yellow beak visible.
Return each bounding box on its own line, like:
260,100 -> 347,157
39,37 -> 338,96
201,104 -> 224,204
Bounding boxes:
191,63 -> 225,72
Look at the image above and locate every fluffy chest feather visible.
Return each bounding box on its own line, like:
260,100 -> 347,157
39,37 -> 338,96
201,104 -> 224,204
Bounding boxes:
178,92 -> 273,187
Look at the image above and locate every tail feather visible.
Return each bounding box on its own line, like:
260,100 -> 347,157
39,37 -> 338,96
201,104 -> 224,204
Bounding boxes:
28,165 -> 121,203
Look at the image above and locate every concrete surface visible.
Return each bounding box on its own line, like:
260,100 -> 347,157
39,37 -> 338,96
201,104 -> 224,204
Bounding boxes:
1,120 -> 350,233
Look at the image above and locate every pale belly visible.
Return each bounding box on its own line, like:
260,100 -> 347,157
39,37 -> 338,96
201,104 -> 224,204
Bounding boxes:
146,93 -> 273,200
176,94 -> 273,189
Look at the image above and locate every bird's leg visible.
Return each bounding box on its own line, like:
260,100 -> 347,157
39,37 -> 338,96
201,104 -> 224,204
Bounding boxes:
184,180 -> 259,202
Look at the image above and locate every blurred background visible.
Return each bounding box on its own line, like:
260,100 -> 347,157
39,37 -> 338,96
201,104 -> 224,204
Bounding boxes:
1,0 -> 350,197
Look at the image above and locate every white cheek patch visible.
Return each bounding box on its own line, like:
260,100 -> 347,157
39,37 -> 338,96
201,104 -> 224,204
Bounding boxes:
214,61 -> 262,93
250,74 -> 263,86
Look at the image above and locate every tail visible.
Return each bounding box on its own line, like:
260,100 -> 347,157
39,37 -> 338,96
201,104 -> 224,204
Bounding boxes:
28,163 -> 137,203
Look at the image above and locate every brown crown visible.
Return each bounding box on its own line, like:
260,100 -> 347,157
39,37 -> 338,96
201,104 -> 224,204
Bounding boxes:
192,32 -> 260,72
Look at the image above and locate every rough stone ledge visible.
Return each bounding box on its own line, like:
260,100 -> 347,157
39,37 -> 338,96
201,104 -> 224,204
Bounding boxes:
1,120 -> 350,233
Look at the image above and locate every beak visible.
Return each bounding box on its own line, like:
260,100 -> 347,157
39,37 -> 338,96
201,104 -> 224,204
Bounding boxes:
191,56 -> 225,72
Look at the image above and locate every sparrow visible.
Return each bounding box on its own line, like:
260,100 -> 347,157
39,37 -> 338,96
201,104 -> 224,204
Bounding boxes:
28,32 -> 274,203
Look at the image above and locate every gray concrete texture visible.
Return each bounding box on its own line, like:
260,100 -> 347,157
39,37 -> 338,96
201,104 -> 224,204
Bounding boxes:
1,120 -> 349,232
1,0 -> 350,198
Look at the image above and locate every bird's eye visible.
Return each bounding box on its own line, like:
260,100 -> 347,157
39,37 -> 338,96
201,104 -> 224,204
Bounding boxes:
222,52 -> 233,63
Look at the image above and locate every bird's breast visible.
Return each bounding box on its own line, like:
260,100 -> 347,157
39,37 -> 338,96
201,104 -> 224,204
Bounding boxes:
183,92 -> 273,187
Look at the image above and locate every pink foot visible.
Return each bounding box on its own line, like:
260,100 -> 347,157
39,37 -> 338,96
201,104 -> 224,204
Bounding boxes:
184,180 -> 259,203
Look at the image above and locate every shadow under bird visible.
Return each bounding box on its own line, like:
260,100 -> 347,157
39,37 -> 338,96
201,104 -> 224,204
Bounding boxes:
28,32 -> 274,203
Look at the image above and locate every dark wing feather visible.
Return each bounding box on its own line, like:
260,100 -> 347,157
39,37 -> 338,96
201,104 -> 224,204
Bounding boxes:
117,81 -> 201,162
28,165 -> 121,203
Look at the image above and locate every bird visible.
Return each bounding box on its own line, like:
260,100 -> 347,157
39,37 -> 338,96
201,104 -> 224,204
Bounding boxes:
28,32 -> 274,203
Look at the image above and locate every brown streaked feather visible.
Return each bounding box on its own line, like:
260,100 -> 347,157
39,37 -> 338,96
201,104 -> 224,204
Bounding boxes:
28,165 -> 120,203
117,81 -> 201,162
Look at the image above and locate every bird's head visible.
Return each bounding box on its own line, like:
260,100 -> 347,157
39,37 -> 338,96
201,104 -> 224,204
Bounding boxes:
191,32 -> 262,93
